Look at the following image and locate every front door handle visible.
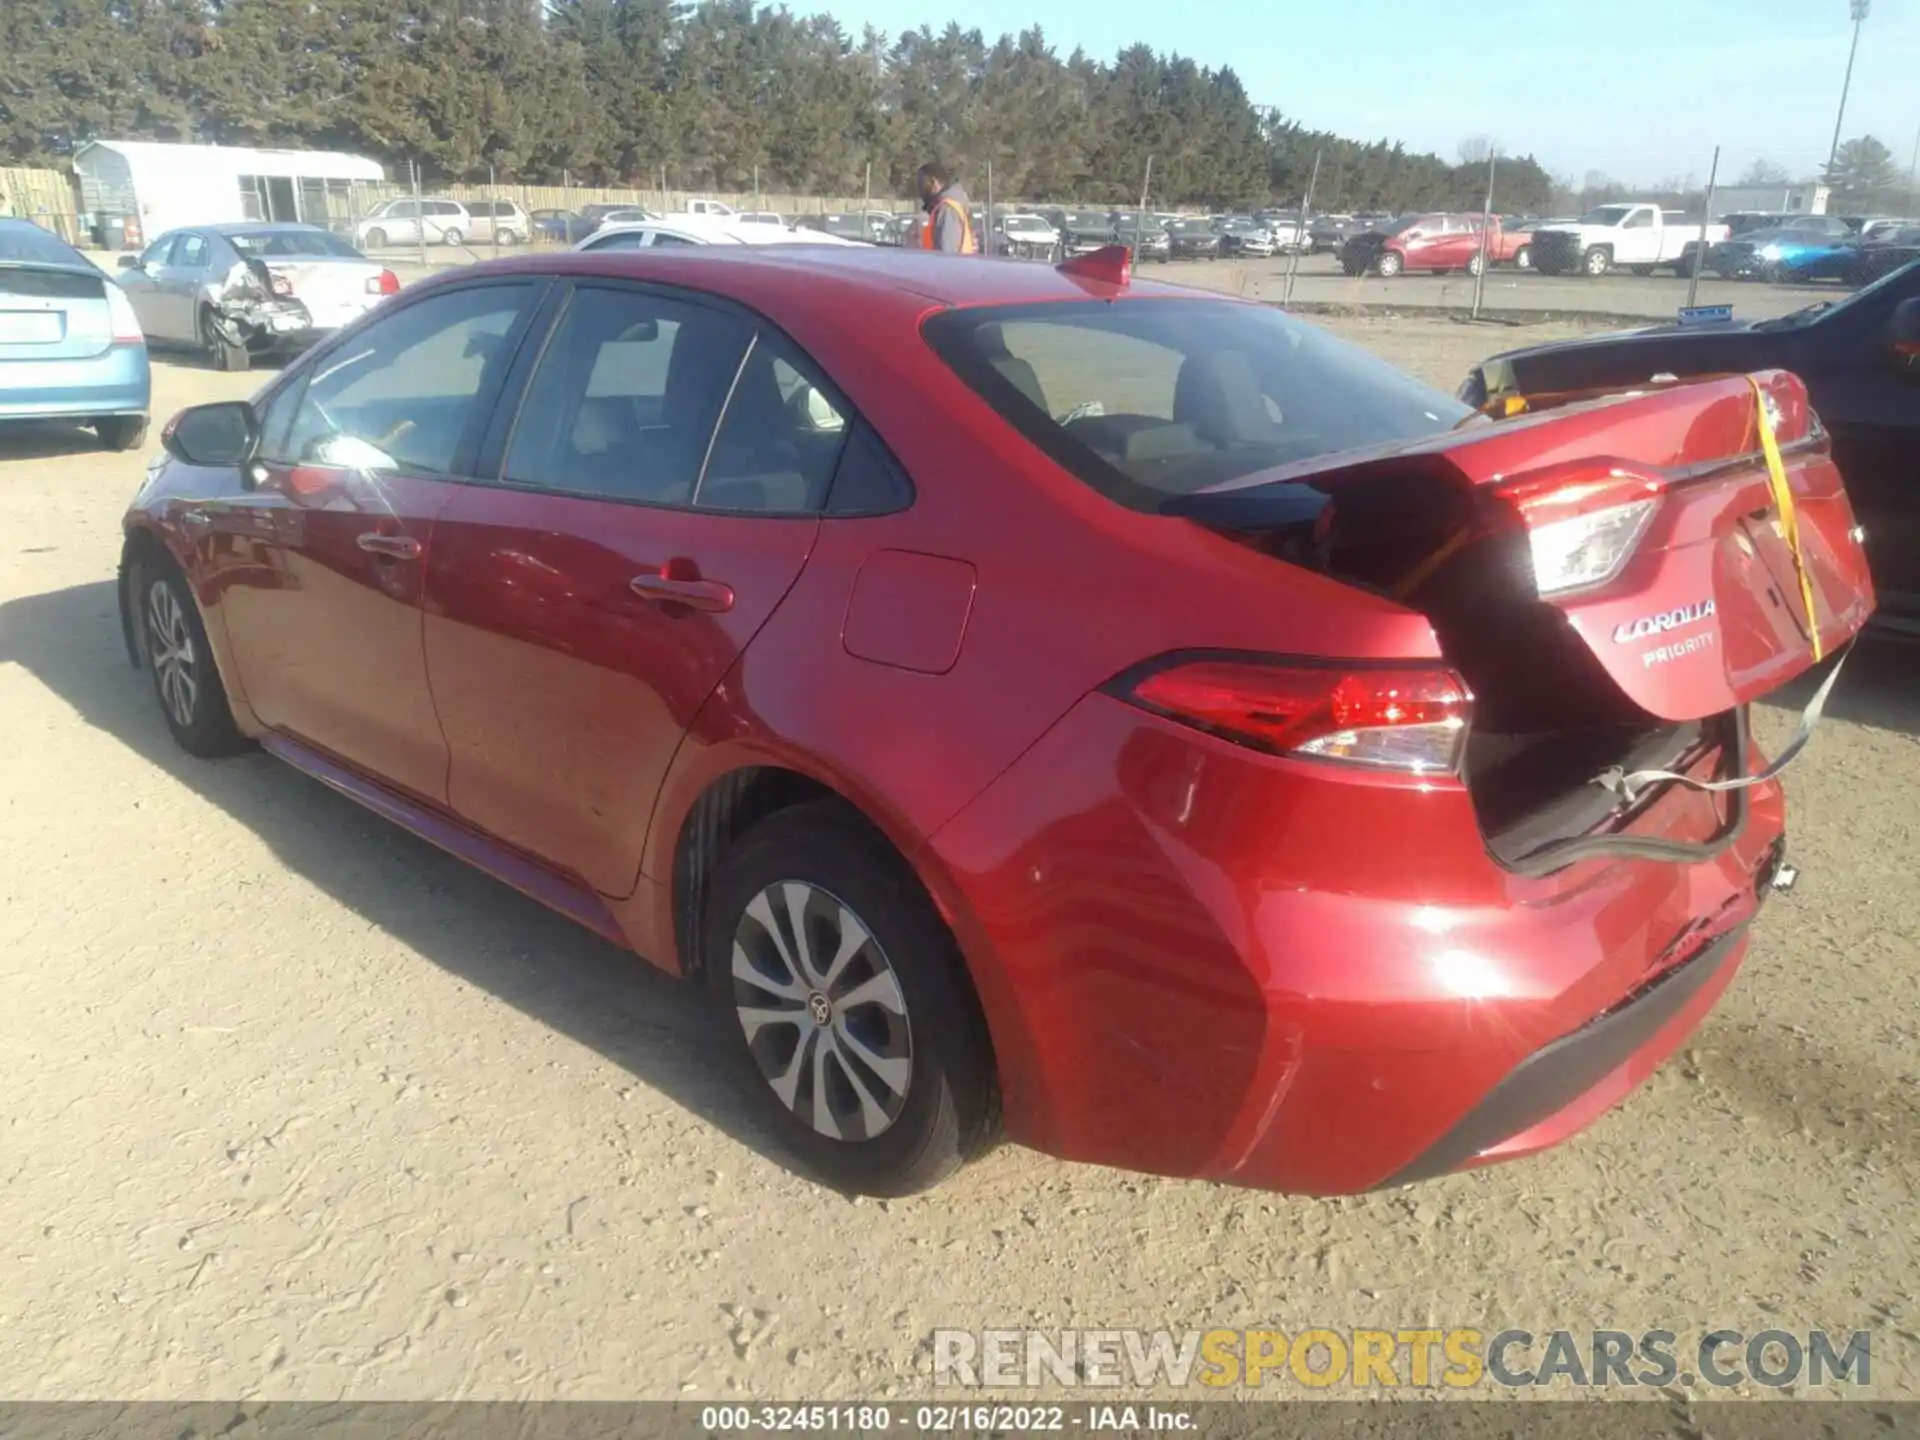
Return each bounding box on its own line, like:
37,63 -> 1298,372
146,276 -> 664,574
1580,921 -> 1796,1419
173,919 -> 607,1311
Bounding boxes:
356,532 -> 421,560
629,572 -> 734,613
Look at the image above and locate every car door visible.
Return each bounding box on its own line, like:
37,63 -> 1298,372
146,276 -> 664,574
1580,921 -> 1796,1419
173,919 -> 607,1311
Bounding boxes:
421,280 -> 836,897
208,279 -> 544,800
117,234 -> 177,338
383,200 -> 419,244
155,231 -> 215,341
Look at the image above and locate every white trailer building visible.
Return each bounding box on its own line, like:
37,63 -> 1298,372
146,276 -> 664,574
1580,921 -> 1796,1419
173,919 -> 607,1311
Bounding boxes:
72,141 -> 387,245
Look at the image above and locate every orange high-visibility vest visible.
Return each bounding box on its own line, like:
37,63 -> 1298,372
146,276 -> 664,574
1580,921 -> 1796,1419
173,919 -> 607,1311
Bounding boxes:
921,196 -> 977,254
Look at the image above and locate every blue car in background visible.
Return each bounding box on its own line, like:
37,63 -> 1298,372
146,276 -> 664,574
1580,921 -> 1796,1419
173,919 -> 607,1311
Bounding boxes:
0,219 -> 151,450
1705,225 -> 1857,284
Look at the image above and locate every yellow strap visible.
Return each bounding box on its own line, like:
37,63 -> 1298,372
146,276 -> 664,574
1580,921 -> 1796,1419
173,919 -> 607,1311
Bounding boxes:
1749,376 -> 1823,663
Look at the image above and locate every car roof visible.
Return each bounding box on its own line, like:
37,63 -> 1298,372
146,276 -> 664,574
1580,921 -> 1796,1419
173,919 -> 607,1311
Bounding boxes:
434,246 -> 1214,312
208,222 -> 331,235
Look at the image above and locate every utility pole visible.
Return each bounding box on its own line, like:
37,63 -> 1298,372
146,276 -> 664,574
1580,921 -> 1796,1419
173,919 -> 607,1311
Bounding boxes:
411,158 -> 426,270
1908,119 -> 1920,217
1135,155 -> 1153,260
985,159 -> 994,258
1825,0 -> 1870,180
1687,146 -> 1720,312
1470,148 -> 1496,319
1282,149 -> 1322,309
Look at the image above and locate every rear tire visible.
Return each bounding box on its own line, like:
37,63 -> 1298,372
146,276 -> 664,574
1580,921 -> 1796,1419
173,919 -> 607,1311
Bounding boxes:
95,415 -> 148,451
701,801 -> 998,1197
198,308 -> 249,372
138,558 -> 246,759
1515,244 -> 1532,270
365,227 -> 388,249
440,227 -> 463,248
1466,251 -> 1486,277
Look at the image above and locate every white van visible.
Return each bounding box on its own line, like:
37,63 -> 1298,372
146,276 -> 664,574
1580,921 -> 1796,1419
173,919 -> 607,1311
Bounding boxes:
353,198 -> 474,249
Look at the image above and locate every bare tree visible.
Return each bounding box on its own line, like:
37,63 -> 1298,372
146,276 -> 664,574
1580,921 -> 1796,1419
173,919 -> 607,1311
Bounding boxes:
1737,158 -> 1791,186
1458,135 -> 1493,165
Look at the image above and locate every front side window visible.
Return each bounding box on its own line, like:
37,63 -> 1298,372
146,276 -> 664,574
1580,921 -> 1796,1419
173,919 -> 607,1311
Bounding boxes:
923,300 -> 1471,513
1623,210 -> 1653,229
584,231 -> 650,251
174,234 -> 209,268
275,284 -> 531,475
502,286 -> 749,504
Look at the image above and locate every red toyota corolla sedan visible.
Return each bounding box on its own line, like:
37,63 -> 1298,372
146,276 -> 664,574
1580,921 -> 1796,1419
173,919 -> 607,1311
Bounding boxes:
118,245 -> 1873,1197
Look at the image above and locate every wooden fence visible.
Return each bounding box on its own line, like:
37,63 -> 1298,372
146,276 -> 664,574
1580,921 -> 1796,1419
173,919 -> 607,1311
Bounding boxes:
0,167 -> 82,243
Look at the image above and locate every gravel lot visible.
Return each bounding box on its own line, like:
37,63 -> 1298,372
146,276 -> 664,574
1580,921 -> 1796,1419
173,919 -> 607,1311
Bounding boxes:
2,314 -> 1916,1403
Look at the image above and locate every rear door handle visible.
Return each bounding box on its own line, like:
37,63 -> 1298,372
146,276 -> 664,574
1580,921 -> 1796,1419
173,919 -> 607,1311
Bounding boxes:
629,573 -> 735,613
356,532 -> 421,560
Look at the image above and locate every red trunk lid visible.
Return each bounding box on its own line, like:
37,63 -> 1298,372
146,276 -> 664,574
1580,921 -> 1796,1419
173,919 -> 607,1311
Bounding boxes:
1437,371 -> 1873,719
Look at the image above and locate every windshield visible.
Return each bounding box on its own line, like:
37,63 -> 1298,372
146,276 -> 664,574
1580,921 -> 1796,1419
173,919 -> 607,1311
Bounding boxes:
923,299 -> 1471,513
228,229 -> 363,259
1380,214 -> 1424,235
1169,219 -> 1213,234
1578,206 -> 1635,226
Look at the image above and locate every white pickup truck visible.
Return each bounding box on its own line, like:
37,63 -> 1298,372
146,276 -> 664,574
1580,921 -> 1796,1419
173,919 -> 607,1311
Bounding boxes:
1527,203 -> 1729,278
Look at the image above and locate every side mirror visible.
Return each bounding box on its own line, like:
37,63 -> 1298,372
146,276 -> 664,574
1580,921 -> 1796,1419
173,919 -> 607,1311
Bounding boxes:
1891,298 -> 1920,360
162,402 -> 257,467
117,254 -> 142,270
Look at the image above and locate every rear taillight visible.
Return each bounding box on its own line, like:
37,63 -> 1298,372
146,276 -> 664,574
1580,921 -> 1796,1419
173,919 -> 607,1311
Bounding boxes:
1497,463 -> 1664,596
1118,658 -> 1472,774
106,283 -> 145,343
367,269 -> 401,296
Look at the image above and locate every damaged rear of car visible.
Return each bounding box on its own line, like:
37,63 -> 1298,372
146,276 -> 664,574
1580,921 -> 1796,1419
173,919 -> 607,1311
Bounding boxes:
922,295 -> 1871,1192
116,224 -> 393,371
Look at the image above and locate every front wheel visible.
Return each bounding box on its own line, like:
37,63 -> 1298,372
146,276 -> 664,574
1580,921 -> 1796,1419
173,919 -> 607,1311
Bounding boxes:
1374,250 -> 1404,278
1515,245 -> 1532,270
1582,247 -> 1612,277
95,415 -> 148,451
140,560 -> 245,758
703,802 -> 998,1196
440,227 -> 463,248
1466,251 -> 1486,277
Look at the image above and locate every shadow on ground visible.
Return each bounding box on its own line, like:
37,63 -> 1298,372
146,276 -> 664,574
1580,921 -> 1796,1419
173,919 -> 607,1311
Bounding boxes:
0,577 -> 797,1188
1759,632 -> 1920,740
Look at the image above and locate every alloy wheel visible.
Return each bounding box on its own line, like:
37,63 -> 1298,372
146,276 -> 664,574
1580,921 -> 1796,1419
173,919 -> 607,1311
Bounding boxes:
146,580 -> 198,728
730,880 -> 913,1143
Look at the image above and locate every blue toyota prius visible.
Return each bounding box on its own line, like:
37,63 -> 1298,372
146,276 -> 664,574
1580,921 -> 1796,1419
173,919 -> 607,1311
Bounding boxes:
0,219 -> 151,451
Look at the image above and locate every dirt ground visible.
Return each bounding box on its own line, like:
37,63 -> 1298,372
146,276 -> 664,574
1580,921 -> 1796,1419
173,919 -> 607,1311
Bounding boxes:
2,314 -> 1916,1403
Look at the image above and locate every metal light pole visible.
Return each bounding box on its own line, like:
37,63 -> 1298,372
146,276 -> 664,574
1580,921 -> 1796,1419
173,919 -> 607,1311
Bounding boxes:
1825,0 -> 1870,180
1687,146 -> 1720,312
1282,149 -> 1322,309
1908,119 -> 1920,216
1469,149 -> 1497,319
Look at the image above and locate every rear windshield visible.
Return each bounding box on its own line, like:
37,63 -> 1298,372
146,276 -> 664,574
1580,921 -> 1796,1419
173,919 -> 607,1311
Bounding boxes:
229,229 -> 362,258
923,299 -> 1472,513
0,220 -> 87,268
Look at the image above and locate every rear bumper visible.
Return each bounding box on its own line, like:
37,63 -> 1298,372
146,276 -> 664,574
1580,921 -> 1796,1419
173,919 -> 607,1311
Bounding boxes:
926,692 -> 1787,1195
0,342 -> 150,420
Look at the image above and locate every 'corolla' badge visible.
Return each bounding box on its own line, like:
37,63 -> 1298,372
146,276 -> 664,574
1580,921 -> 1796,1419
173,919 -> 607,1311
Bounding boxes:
1612,600 -> 1716,644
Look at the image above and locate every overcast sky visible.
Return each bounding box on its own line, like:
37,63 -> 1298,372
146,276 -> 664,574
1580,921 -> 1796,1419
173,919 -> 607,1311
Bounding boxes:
800,0 -> 1920,187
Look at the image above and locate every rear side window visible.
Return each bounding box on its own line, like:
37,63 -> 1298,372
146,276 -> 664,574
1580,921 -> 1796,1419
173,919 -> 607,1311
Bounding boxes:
698,334 -> 850,513
502,286 -> 749,505
923,300 -> 1471,513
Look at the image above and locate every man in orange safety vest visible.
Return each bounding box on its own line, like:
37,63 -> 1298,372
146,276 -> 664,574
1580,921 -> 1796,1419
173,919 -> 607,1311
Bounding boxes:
916,163 -> 977,254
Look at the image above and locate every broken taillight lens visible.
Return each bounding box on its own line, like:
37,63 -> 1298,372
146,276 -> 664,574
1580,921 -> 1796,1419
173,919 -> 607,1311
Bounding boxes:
1497,462 -> 1665,597
269,272 -> 294,297
1118,658 -> 1472,774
